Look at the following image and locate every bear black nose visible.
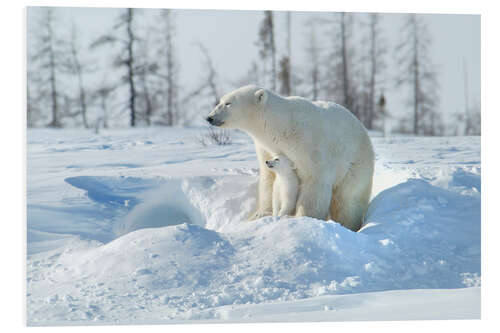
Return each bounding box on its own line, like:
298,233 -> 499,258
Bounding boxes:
206,116 -> 214,124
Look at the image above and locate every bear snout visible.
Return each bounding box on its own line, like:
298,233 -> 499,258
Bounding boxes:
206,115 -> 224,126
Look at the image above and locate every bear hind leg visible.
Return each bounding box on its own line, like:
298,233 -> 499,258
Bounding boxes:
330,165 -> 373,231
295,179 -> 332,220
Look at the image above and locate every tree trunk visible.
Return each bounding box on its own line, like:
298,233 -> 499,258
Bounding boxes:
71,41 -> 89,129
165,10 -> 174,126
367,15 -> 377,130
284,12 -> 292,96
141,71 -> 152,126
78,77 -> 88,128
126,8 -> 137,127
269,12 -> 276,92
412,15 -> 420,135
463,59 -> 470,135
47,11 -> 59,128
340,13 -> 350,110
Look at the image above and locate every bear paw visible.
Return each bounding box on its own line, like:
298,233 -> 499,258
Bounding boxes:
247,210 -> 271,221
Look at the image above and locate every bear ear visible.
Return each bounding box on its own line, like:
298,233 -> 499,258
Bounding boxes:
254,88 -> 268,106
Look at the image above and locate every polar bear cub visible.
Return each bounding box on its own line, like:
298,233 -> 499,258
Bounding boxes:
265,154 -> 299,217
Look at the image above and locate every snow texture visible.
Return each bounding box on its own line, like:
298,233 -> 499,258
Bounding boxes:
26,128 -> 481,325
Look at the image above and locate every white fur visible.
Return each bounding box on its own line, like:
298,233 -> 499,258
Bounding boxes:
266,154 -> 299,216
207,85 -> 375,231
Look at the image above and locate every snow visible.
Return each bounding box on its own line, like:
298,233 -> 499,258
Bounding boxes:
26,127 -> 481,325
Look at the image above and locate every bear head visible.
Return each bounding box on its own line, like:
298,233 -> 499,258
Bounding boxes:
265,154 -> 294,174
206,85 -> 268,129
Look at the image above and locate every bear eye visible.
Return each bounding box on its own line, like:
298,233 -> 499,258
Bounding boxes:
225,102 -> 232,107
275,158 -> 279,162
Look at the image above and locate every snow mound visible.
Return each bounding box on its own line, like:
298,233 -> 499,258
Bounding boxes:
26,129 -> 481,324
27,170 -> 480,324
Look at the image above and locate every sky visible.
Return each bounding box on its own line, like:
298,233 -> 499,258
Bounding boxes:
29,6 -> 480,130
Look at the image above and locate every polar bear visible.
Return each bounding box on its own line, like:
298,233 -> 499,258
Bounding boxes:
265,154 -> 299,217
206,85 -> 374,231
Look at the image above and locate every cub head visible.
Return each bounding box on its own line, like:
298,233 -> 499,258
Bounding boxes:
206,85 -> 268,129
265,154 -> 294,173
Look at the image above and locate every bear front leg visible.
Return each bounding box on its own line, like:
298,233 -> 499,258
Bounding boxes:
278,203 -> 295,217
294,179 -> 332,220
278,188 -> 297,217
272,184 -> 280,216
248,144 -> 275,220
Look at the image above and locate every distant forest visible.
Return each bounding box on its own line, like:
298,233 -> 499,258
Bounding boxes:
27,8 -> 481,136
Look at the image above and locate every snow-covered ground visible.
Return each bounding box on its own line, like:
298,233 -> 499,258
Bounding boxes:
26,127 -> 481,326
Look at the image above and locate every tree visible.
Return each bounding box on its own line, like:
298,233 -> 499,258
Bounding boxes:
461,59 -> 481,135
363,13 -> 387,131
394,14 -> 441,135
198,43 -> 220,105
28,7 -> 66,127
256,11 -> 277,91
154,9 -> 179,126
467,100 -> 481,135
378,92 -> 388,136
135,26 -> 158,126
278,12 -> 292,96
278,57 -> 291,96
27,69 -> 44,127
339,12 -> 351,109
303,19 -> 322,100
326,12 -> 358,116
182,42 -> 220,116
64,22 -> 92,128
91,8 -> 138,127
92,75 -> 116,130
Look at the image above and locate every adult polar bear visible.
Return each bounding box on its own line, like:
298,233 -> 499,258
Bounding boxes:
206,85 -> 374,231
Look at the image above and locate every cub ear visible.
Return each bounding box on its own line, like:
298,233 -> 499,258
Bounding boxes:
254,88 -> 268,106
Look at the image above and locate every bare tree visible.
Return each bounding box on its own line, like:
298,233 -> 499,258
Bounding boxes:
154,9 -> 179,126
91,8 -> 138,127
278,57 -> 291,96
394,14 -> 441,135
28,7 -> 66,127
27,64 -> 45,127
460,58 -> 481,136
93,76 -> 116,130
467,100 -> 481,135
303,19 -> 322,100
364,13 -> 387,131
453,98 -> 481,136
326,12 -> 358,116
257,11 -> 277,91
462,58 -> 478,135
63,22 -> 93,128
124,9 -> 137,127
378,92 -> 388,136
339,13 -> 351,109
181,42 -> 221,123
198,43 -> 220,105
135,26 -> 159,126
279,12 -> 292,96
185,42 -> 232,144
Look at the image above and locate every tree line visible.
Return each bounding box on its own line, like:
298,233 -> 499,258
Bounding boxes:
28,8 -> 181,130
27,8 -> 480,136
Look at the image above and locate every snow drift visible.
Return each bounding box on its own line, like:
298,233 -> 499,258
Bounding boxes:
26,128 -> 481,325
